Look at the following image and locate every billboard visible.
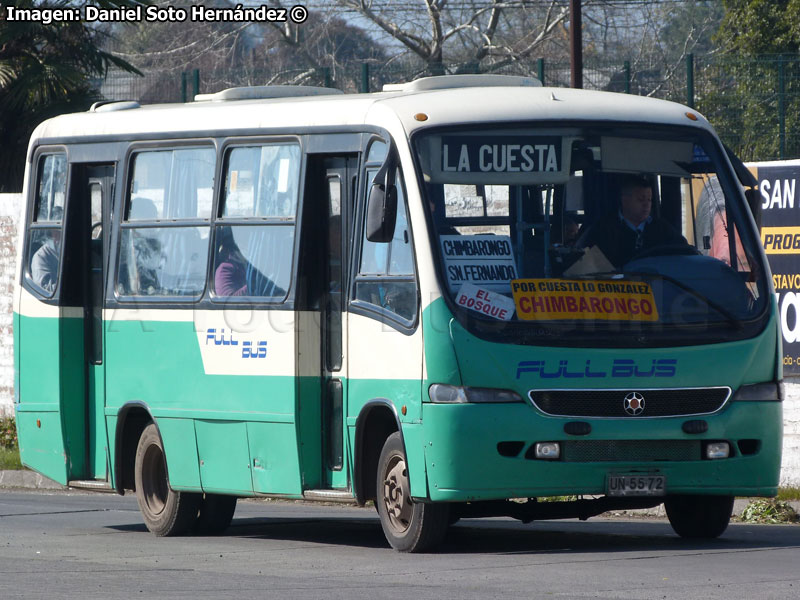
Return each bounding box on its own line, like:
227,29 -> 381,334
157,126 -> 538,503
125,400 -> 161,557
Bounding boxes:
754,160 -> 800,376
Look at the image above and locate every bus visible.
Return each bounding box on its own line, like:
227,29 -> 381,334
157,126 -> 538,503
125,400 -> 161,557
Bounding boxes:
14,75 -> 782,552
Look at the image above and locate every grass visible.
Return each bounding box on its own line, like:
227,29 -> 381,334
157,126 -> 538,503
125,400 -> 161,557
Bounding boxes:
0,446 -> 22,470
776,486 -> 800,502
738,498 -> 800,524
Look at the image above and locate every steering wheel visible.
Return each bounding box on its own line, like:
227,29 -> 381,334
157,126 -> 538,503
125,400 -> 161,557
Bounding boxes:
631,243 -> 700,261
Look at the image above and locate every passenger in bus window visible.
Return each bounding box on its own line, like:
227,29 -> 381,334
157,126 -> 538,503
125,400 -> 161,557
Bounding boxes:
214,228 -> 247,297
577,174 -> 686,268
563,215 -> 580,246
30,206 -> 62,292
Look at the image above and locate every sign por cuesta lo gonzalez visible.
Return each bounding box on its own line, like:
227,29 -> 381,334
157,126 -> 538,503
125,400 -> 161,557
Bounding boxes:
511,278 -> 659,321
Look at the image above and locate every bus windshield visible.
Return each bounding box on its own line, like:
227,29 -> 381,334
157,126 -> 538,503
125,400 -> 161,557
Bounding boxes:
414,124 -> 768,344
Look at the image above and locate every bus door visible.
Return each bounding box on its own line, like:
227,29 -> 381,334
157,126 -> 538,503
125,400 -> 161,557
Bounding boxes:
322,157 -> 355,489
69,163 -> 114,481
297,155 -> 356,491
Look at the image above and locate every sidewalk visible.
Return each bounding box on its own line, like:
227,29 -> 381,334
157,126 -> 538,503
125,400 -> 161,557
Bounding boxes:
0,469 -> 65,490
2,469 -> 798,518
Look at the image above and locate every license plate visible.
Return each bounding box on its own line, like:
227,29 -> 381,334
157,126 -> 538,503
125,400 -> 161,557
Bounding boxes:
607,474 -> 666,496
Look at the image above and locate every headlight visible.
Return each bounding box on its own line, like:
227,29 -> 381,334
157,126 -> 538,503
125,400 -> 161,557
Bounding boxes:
731,381 -> 783,402
428,384 -> 524,404
705,441 -> 731,459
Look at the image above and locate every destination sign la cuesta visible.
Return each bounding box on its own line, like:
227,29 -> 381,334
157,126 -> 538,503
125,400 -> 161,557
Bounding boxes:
441,135 -> 562,174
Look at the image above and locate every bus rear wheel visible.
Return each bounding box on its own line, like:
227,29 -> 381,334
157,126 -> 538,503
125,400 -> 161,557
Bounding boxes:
134,423 -> 201,536
376,432 -> 449,552
195,494 -> 237,534
664,494 -> 735,539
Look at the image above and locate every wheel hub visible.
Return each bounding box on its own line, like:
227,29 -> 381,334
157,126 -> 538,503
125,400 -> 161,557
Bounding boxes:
383,456 -> 412,533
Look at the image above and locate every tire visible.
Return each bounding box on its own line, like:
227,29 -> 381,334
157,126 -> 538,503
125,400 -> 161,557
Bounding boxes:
665,494 -> 734,539
376,432 -> 449,552
194,494 -> 237,534
134,423 -> 201,536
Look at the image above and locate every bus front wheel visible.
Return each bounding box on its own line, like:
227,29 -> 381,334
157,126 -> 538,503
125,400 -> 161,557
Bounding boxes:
664,494 -> 735,539
376,432 -> 449,552
134,423 -> 201,536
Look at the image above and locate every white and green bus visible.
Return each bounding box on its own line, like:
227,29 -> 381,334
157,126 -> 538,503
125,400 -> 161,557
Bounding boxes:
14,76 -> 782,552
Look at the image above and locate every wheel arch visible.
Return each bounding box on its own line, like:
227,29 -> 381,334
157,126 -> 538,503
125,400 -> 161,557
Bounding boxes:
113,401 -> 159,495
354,399 -> 404,506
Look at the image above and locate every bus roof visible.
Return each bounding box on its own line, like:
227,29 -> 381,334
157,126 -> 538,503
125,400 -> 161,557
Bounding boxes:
30,79 -> 713,145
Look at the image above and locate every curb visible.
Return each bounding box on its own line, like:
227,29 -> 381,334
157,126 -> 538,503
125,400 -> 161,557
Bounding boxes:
584,497 -> 800,519
0,469 -> 65,490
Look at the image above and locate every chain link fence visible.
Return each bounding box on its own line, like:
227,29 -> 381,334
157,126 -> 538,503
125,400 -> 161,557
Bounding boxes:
94,54 -> 800,162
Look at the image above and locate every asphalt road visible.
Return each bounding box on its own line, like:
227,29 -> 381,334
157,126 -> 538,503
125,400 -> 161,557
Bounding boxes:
1,489 -> 799,600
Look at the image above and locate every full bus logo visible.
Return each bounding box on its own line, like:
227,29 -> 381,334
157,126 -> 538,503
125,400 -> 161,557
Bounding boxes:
206,328 -> 267,359
516,358 -> 677,379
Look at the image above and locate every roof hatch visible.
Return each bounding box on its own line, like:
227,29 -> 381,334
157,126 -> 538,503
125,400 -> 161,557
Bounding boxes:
194,85 -> 343,102
383,74 -> 541,93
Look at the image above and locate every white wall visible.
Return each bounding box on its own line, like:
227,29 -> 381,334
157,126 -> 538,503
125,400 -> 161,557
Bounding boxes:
782,383 -> 800,486
0,193 -> 21,419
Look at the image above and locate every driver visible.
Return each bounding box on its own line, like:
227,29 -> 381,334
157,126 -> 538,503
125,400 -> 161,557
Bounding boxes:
577,174 -> 687,269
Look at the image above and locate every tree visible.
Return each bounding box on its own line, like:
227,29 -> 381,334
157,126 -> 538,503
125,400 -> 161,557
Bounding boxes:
0,1 -> 143,191
334,0 -> 572,78
699,0 -> 800,160
109,0 -> 385,95
251,5 -> 388,90
580,1 -> 723,98
716,0 -> 800,55
107,0 -> 254,101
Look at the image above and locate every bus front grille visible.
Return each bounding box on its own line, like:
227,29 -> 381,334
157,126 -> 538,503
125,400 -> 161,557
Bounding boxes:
528,387 -> 731,418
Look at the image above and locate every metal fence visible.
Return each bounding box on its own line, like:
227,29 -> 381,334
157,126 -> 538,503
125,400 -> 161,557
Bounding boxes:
94,54 -> 800,162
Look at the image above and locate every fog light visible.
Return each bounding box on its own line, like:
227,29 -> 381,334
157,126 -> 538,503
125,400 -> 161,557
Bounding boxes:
535,442 -> 561,460
706,442 -> 730,459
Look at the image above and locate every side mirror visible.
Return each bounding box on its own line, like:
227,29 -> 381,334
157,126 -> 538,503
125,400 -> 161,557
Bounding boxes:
365,150 -> 398,243
722,142 -> 761,228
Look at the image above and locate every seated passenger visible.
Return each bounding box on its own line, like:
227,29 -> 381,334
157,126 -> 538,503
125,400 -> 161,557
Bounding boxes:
30,206 -> 63,293
577,174 -> 687,269
214,228 -> 247,297
563,215 -> 580,246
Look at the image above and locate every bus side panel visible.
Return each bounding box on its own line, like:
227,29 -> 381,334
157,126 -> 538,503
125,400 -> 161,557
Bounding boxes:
157,417 -> 202,492
195,420 -> 253,494
295,312 -> 323,490
398,422 -> 429,500
15,310 -> 86,484
15,410 -> 67,485
13,311 -> 19,406
248,421 -> 302,495
347,313 -> 425,496
58,315 -> 88,478
106,313 -> 300,496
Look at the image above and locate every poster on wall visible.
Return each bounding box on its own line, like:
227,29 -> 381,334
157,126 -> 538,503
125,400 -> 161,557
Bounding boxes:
753,160 -> 800,376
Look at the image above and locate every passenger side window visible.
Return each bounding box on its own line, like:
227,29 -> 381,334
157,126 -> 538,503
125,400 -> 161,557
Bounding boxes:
354,141 -> 417,323
212,143 -> 300,300
116,147 -> 214,297
26,153 -> 67,296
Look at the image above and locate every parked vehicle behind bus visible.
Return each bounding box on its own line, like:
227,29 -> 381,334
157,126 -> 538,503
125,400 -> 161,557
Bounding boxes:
14,76 -> 781,552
